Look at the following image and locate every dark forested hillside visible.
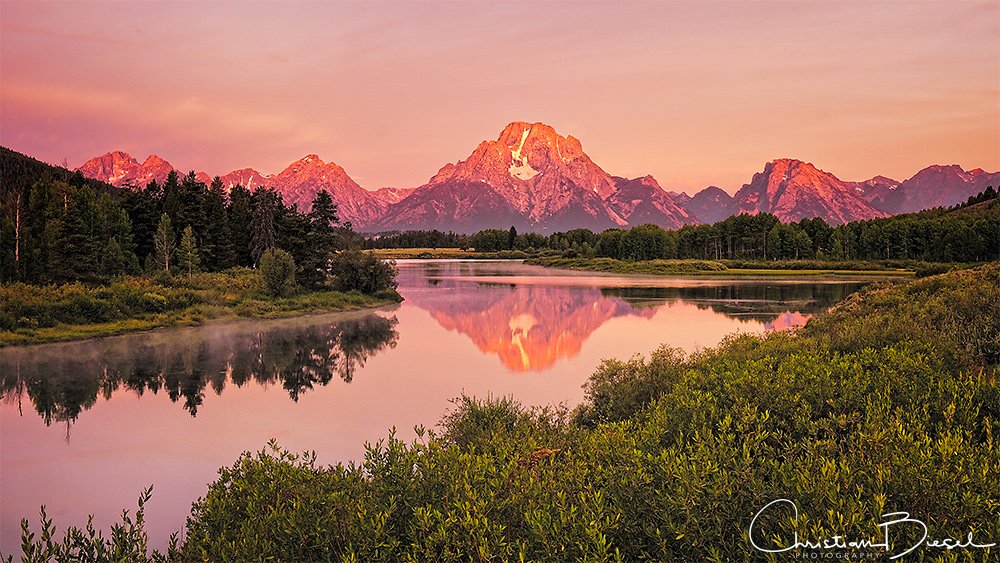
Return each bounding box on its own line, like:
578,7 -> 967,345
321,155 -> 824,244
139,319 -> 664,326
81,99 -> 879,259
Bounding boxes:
0,147 -> 355,287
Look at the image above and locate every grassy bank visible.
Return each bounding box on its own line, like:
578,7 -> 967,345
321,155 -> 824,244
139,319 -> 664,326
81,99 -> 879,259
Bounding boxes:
0,269 -> 401,346
11,264 -> 999,561
369,247 -> 535,260
524,256 -> 935,277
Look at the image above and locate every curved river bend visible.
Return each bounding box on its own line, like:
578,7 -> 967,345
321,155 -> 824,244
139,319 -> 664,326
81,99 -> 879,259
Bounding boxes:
1,260 -> 874,552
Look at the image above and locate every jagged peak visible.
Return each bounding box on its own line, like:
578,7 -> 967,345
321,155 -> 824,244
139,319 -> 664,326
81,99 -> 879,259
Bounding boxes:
497,121 -> 565,145
865,175 -> 899,184
141,154 -> 170,167
695,185 -> 730,197
296,154 -> 323,165
626,175 -> 662,189
85,150 -> 136,164
766,158 -> 818,171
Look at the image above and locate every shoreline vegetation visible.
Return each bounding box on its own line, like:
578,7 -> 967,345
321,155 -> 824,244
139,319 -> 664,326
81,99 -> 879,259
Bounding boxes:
368,247 -> 956,277
0,269 -> 402,346
8,263 -> 998,561
523,256 -> 927,277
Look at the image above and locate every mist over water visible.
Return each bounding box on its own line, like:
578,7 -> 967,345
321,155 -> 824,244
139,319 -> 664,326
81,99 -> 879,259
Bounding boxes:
1,260 -> 871,552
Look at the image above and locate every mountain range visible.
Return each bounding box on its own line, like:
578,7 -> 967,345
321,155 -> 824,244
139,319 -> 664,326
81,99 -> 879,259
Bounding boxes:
75,121 -> 999,232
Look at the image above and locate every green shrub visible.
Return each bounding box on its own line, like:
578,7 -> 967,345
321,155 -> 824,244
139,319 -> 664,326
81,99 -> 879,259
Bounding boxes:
575,346 -> 688,426
12,487 -> 177,563
330,250 -> 398,295
259,248 -> 297,297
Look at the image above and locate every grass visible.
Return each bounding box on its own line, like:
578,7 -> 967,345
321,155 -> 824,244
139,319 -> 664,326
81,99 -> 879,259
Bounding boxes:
525,256 -> 920,277
369,248 -> 533,260
0,269 -> 402,346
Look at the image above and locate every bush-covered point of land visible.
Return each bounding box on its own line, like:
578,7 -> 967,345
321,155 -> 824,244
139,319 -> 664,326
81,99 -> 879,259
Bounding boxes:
330,250 -> 399,294
0,268 -> 400,345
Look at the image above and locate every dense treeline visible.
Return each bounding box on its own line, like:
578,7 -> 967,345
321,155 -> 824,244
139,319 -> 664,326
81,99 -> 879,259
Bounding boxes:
0,149 -> 396,295
364,187 -> 1000,263
363,229 -> 467,249
12,264 -> 999,561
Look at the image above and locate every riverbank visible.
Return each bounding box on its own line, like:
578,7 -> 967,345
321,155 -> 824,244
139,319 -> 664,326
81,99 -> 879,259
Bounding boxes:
369,247 -> 533,260
523,256 -> 933,277
0,269 -> 402,346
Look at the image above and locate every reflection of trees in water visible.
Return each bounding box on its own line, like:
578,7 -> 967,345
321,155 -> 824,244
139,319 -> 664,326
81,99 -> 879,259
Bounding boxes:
600,283 -> 866,323
0,314 -> 398,430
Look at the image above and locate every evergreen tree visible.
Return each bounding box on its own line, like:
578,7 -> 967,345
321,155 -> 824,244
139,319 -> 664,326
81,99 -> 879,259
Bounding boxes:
299,190 -> 340,288
277,206 -> 310,279
161,171 -> 180,221
99,237 -> 135,276
153,213 -> 176,271
59,186 -> 101,280
122,181 -> 162,264
205,177 -> 235,270
250,188 -> 279,266
507,226 -> 518,250
228,185 -> 253,267
0,193 -> 19,282
177,225 -> 200,276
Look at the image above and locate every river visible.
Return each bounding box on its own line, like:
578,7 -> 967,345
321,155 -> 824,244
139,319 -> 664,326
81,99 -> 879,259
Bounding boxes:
0,260 -> 875,553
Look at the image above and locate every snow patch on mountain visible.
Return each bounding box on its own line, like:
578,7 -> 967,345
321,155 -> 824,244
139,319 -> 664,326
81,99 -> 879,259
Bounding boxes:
508,127 -> 539,181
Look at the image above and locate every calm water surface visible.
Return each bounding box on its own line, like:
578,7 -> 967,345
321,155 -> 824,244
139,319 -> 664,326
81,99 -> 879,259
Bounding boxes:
1,260 -> 874,552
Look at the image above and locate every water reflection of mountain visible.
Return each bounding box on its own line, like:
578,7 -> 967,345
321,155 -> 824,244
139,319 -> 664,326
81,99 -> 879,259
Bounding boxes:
413,283 -> 657,371
401,263 -> 864,372
0,313 -> 398,429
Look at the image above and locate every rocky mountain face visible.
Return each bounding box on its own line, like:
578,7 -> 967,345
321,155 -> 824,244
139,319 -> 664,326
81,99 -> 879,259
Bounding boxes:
217,168 -> 274,191
683,186 -> 734,224
74,123 -> 997,232
891,165 -> 1000,214
77,151 -> 174,188
730,159 -> 887,225
607,176 -> 694,229
371,187 -> 416,205
850,175 -> 902,214
371,122 -> 702,232
264,154 -> 387,226
372,122 -> 636,232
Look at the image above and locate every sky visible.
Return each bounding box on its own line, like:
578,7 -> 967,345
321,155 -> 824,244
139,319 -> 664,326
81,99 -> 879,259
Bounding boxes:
1,0 -> 998,195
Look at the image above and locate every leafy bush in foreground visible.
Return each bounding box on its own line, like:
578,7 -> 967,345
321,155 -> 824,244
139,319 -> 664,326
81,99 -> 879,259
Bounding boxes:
5,487 -> 176,563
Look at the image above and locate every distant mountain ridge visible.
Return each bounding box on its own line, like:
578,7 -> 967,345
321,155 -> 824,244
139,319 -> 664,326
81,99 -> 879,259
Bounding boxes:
730,159 -> 888,224
72,121 -> 998,232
